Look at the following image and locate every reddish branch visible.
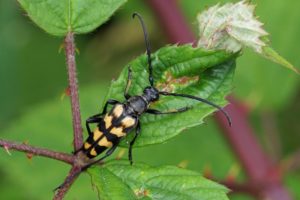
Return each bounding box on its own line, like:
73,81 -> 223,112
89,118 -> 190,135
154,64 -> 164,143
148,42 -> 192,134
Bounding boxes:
0,32 -> 86,200
146,0 -> 292,199
51,32 -> 86,199
219,180 -> 261,197
0,139 -> 73,164
53,166 -> 82,200
0,32 -> 84,200
64,32 -> 83,151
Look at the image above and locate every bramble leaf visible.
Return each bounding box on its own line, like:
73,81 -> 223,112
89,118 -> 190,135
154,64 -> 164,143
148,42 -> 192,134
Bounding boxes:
88,160 -> 229,200
17,0 -> 127,36
104,45 -> 237,147
0,45 -> 236,199
89,166 -> 137,200
0,84 -> 236,199
261,46 -> 300,75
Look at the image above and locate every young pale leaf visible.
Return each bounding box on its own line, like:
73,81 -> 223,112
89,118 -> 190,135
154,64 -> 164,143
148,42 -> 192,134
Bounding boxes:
197,0 -> 299,74
17,0 -> 127,36
104,45 -> 237,147
88,160 -> 229,200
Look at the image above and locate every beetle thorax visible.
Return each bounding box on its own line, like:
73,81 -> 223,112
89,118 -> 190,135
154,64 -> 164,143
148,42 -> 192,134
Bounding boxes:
126,96 -> 148,115
142,86 -> 159,102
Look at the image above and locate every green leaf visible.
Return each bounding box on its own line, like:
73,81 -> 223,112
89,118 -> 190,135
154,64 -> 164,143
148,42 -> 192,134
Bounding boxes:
89,167 -> 137,200
105,45 -> 237,146
88,160 -> 229,200
261,46 -> 300,75
285,172 -> 300,199
17,0 -> 127,36
0,83 -> 238,199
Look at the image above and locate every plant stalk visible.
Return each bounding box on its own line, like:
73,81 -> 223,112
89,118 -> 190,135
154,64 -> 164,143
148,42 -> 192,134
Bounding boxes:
64,32 -> 83,151
53,166 -> 82,200
0,139 -> 74,164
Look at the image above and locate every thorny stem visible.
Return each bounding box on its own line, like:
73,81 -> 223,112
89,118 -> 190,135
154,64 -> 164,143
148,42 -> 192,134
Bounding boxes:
53,166 -> 82,200
0,139 -> 74,164
261,111 -> 282,162
51,32 -> 86,199
64,32 -> 83,151
0,32 -> 85,200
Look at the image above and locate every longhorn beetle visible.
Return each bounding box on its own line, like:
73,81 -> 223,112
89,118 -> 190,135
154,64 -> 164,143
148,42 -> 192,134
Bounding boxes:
78,12 -> 231,169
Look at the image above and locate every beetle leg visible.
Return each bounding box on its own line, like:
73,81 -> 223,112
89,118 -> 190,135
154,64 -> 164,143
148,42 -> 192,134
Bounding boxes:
86,99 -> 120,136
55,143 -> 119,192
128,121 -> 141,165
101,99 -> 120,115
124,67 -> 132,99
85,116 -> 102,136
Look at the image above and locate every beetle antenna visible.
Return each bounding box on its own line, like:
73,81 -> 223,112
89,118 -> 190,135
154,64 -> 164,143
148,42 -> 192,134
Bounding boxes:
132,12 -> 154,86
159,91 -> 232,126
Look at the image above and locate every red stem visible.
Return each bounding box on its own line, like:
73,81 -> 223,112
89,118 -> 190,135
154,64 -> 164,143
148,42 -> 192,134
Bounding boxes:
219,180 -> 261,197
146,0 -> 292,199
216,97 -> 274,181
64,32 -> 83,151
51,32 -> 86,200
53,166 -> 81,200
0,139 -> 73,164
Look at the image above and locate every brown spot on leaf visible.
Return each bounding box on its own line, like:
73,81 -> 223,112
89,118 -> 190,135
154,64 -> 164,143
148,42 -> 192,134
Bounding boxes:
135,188 -> 150,197
156,71 -> 199,92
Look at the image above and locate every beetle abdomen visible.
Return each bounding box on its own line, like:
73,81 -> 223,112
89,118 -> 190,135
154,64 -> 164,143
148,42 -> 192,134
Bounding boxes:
82,103 -> 137,158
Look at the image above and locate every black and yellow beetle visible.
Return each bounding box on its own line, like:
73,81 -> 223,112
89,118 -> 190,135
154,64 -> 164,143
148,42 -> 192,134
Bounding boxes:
78,13 -> 231,168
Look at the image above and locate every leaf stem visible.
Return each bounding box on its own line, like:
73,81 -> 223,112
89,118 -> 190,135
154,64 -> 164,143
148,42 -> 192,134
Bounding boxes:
64,32 -> 83,151
0,139 -> 74,164
52,32 -> 86,200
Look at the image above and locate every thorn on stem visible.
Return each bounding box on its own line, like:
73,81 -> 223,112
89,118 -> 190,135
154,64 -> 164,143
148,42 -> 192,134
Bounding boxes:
4,145 -> 11,156
177,160 -> 189,168
58,43 -> 65,54
26,153 -> 34,161
203,164 -> 213,179
226,163 -> 240,182
61,87 -> 71,101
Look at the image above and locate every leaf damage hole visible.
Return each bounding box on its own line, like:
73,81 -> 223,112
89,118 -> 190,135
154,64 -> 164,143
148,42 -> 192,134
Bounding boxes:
156,71 -> 199,92
134,187 -> 150,198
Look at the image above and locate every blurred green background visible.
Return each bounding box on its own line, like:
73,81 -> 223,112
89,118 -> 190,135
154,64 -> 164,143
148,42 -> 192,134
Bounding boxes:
0,0 -> 299,199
